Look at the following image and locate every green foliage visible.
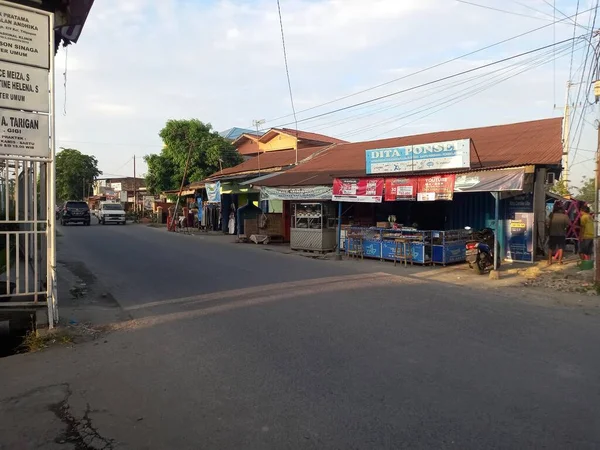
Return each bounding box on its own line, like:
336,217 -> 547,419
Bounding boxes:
576,176 -> 595,204
549,178 -> 571,197
55,148 -> 102,201
144,119 -> 242,194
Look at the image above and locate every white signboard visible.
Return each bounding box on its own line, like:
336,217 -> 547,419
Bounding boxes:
0,109 -> 48,157
365,139 -> 471,174
110,182 -> 122,191
0,4 -> 49,69
0,61 -> 48,111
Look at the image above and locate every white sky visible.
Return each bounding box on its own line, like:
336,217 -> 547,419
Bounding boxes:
54,0 -> 598,189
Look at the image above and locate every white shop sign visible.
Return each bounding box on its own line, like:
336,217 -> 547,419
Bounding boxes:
0,3 -> 50,69
0,109 -> 48,157
0,61 -> 48,112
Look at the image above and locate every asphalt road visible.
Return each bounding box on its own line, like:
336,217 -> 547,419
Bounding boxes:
1,221 -> 599,449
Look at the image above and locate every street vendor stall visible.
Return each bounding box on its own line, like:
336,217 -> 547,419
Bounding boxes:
345,226 -> 469,265
291,202 -> 337,252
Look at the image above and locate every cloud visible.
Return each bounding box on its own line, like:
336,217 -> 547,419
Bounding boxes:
88,103 -> 136,116
54,0 -> 596,177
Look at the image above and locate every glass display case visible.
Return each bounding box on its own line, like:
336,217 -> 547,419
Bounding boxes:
431,229 -> 470,265
344,227 -> 432,264
291,202 -> 337,252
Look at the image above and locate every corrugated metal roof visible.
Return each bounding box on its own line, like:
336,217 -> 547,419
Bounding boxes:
269,128 -> 348,144
219,127 -> 259,140
206,146 -> 331,180
256,118 -> 563,187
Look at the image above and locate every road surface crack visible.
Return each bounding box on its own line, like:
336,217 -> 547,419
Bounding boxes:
49,384 -> 114,449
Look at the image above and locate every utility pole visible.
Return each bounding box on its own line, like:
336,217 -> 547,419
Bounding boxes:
593,30 -> 600,284
595,117 -> 600,283
562,81 -> 571,190
82,178 -> 85,200
253,119 -> 265,175
133,155 -> 137,212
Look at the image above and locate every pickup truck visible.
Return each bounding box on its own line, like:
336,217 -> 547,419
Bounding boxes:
98,202 -> 126,225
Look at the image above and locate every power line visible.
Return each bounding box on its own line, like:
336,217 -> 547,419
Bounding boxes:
264,6 -> 595,124
271,36 -> 583,129
456,0 -> 568,22
310,41 -> 574,134
275,0 -> 299,157
509,0 -> 558,20
356,42 -> 580,140
568,0 -> 581,82
56,139 -> 160,148
540,0 -> 589,30
568,1 -> 598,166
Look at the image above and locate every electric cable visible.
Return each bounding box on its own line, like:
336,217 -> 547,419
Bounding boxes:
264,6 -> 595,124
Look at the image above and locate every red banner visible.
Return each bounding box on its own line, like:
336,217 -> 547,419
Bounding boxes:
384,177 -> 418,201
332,178 -> 384,203
416,174 -> 455,201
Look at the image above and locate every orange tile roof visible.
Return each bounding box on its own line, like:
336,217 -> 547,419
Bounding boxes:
273,128 -> 348,144
256,118 -> 563,187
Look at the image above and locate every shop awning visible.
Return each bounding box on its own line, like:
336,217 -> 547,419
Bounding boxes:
454,167 -> 525,192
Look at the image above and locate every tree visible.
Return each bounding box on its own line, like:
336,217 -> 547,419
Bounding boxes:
576,176 -> 595,205
55,148 -> 102,201
550,178 -> 571,197
144,119 -> 242,194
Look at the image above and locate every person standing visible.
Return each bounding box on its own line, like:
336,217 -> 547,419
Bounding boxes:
547,203 -> 570,265
579,205 -> 594,261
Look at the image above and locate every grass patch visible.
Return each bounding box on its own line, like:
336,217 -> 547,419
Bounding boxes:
20,329 -> 74,353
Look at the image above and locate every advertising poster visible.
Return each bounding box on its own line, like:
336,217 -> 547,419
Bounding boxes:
365,139 -> 470,174
384,177 -> 418,201
332,178 -> 384,203
205,181 -> 221,203
504,193 -> 534,262
260,185 -> 332,201
416,174 -> 455,201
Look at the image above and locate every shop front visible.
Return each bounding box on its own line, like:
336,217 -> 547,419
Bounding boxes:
332,164 -> 536,266
259,185 -> 335,251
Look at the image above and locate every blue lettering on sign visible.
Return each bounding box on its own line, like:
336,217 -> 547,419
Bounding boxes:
365,139 -> 470,174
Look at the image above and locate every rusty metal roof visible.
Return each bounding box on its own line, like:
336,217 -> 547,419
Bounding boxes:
200,145 -> 332,183
255,118 -> 563,187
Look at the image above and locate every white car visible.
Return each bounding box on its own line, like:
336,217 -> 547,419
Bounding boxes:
98,202 -> 126,225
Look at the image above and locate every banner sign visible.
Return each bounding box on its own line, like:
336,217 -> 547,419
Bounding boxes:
365,139 -> 470,174
416,174 -> 455,201
205,181 -> 221,203
143,196 -> 154,211
332,178 -> 384,203
0,62 -> 49,112
0,4 -> 50,69
455,168 -> 524,192
384,177 -> 418,201
504,193 -> 534,263
260,185 -> 332,201
0,109 -> 48,157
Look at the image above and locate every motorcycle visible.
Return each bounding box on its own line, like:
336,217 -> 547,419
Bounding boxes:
465,227 -> 498,275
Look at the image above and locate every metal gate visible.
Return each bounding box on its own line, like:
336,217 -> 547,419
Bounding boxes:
0,2 -> 56,329
0,156 -> 56,327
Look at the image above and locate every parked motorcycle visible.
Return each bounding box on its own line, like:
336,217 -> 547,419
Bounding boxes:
465,227 -> 498,275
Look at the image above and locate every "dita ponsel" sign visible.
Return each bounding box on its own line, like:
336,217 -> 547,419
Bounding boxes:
365,139 -> 470,174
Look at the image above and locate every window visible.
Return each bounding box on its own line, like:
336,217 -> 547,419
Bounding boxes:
102,204 -> 123,210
